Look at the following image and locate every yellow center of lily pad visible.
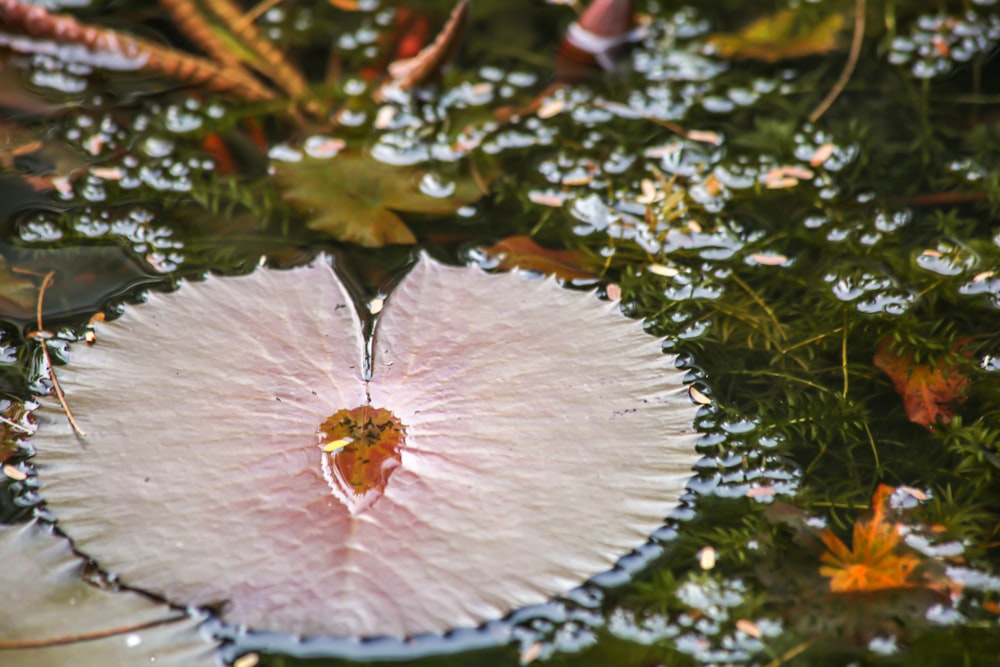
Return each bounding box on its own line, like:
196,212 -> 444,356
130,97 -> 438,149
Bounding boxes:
318,406 -> 404,514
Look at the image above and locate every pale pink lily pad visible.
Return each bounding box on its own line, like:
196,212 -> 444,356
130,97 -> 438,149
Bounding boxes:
33,255 -> 698,638
0,520 -> 216,666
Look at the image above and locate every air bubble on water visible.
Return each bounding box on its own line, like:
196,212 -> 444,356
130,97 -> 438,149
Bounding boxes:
916,243 -> 978,276
142,137 -> 174,158
164,105 -> 203,133
419,173 -> 456,199
268,144 -> 303,163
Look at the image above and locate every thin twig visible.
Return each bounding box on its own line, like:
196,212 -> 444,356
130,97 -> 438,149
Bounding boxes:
36,271 -> 85,437
778,326 -> 845,354
763,638 -> 817,667
729,273 -> 785,340
841,314 -> 849,397
808,0 -> 866,123
0,615 -> 187,650
0,414 -> 31,434
863,421 -> 881,473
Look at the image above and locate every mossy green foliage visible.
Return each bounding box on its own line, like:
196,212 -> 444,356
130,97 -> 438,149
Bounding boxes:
2,0 -> 1000,664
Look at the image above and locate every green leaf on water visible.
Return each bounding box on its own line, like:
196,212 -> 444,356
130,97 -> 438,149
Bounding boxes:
273,150 -> 487,247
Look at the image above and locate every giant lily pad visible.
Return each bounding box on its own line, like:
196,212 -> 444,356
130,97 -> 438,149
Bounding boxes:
33,255 -> 698,638
273,150 -> 486,247
0,520 -> 217,666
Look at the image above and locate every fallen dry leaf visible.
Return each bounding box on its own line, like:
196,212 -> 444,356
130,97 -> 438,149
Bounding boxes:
382,0 -> 468,95
481,236 -> 598,280
707,10 -> 845,63
873,336 -> 975,427
556,0 -> 641,80
273,150 -> 486,247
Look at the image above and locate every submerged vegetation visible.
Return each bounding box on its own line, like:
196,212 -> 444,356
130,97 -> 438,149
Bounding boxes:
1,0 -> 1000,664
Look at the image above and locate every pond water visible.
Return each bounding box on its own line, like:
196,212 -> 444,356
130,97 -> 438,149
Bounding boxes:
2,0 -> 1000,665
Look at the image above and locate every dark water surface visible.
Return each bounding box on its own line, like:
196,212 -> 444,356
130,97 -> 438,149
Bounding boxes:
2,0 -> 1000,665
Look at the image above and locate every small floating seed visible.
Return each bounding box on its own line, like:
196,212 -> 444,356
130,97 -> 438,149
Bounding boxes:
648,263 -> 678,277
736,619 -> 762,638
809,142 -> 836,167
537,99 -> 565,119
698,545 -> 716,570
562,174 -> 593,186
899,486 -> 927,501
765,176 -> 799,189
686,130 -> 722,145
2,464 -> 26,481
689,386 -> 711,405
528,191 -> 566,207
323,438 -> 353,453
233,654 -> 260,667
750,253 -> 789,266
636,179 -> 662,204
91,167 -> 124,180
374,107 -> 395,129
520,642 -> 543,664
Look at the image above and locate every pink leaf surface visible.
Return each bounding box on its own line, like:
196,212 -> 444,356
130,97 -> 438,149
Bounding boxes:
33,255 -> 698,638
0,521 -> 215,666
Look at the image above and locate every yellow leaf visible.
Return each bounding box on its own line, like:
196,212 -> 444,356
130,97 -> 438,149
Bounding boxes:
708,10 -> 845,63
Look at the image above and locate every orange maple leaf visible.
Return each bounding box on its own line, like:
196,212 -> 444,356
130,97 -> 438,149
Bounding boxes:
873,336 -> 974,427
818,485 -> 922,593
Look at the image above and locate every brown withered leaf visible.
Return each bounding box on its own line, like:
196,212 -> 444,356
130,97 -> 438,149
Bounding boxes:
707,10 -> 845,62
874,336 -> 975,427
383,0 -> 469,93
273,150 -> 486,247
481,236 -> 600,281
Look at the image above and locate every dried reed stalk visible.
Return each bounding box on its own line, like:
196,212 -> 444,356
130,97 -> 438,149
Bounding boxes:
201,0 -> 309,100
159,0 -> 245,69
0,0 -> 276,102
